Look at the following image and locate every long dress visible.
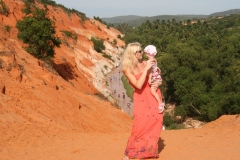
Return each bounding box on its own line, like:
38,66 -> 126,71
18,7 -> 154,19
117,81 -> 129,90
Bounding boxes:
124,73 -> 163,159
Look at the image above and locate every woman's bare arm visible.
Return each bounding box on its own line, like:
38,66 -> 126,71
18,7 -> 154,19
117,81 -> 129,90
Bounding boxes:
151,80 -> 162,90
124,60 -> 154,89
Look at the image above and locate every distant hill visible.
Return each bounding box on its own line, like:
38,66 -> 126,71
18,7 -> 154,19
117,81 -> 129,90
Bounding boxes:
102,15 -> 207,27
124,15 -> 207,27
209,9 -> 240,17
102,15 -> 145,24
101,9 -> 240,27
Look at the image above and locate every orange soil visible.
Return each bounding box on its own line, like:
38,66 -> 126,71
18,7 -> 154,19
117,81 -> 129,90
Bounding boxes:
1,1 -> 240,160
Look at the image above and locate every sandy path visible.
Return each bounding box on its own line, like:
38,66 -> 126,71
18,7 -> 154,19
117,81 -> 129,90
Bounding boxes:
1,131 -> 128,160
2,115 -> 240,160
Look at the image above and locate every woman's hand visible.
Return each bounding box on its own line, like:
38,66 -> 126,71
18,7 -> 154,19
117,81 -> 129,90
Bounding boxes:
145,60 -> 154,74
146,60 -> 154,69
151,80 -> 162,89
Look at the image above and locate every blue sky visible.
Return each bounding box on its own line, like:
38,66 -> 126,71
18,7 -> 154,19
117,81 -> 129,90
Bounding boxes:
54,0 -> 240,18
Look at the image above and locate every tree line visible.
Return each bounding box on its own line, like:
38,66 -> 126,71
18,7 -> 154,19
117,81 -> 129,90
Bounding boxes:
120,15 -> 240,122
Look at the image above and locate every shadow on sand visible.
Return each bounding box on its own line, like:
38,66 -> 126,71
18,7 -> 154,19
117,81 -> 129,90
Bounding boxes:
158,138 -> 165,153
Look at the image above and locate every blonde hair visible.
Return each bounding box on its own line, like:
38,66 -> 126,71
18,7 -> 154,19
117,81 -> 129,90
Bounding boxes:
121,42 -> 141,73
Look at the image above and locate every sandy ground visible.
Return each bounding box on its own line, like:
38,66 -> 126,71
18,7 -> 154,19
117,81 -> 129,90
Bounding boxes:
1,1 -> 240,160
1,115 -> 240,160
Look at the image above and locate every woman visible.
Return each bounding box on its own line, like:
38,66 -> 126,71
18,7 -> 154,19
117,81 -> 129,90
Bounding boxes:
122,42 -> 163,160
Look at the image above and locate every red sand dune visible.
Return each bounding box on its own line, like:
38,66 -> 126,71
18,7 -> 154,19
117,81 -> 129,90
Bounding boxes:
0,0 -> 240,160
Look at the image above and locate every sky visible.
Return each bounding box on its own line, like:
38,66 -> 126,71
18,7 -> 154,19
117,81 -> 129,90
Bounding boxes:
54,0 -> 240,18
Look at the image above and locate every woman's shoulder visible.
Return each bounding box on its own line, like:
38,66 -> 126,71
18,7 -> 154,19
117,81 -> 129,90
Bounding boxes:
123,69 -> 134,76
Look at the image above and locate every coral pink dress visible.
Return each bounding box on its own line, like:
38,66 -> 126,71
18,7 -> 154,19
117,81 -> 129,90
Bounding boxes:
124,73 -> 163,159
